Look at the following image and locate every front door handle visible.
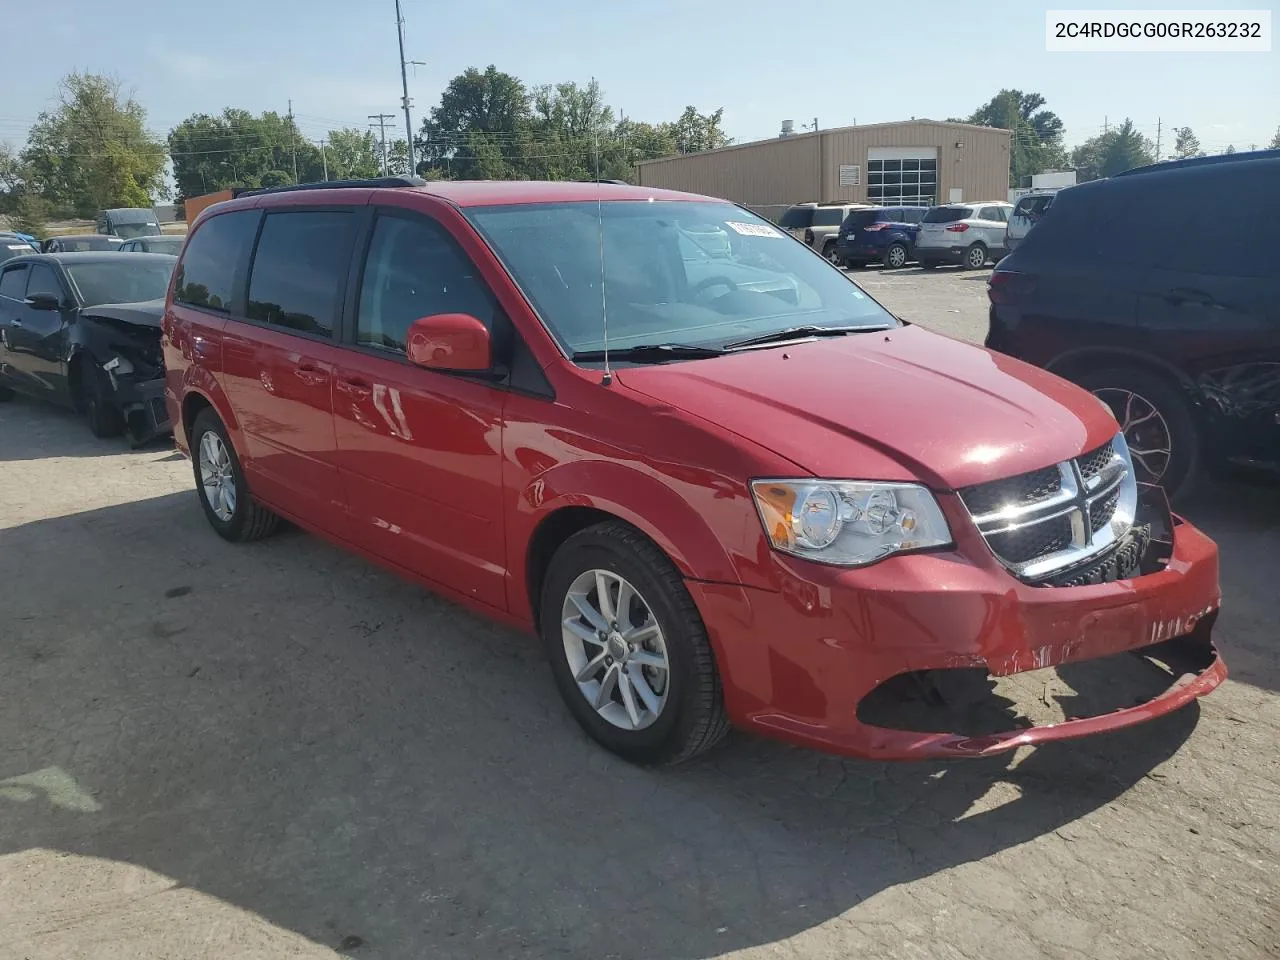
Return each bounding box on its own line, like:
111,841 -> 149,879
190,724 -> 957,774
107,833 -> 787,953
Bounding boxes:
294,361 -> 329,386
337,375 -> 373,400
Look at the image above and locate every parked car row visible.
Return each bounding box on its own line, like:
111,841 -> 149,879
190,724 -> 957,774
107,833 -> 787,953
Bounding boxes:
781,200 -> 1016,270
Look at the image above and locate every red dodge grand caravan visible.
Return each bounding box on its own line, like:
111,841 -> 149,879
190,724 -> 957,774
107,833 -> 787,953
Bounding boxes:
162,177 -> 1225,764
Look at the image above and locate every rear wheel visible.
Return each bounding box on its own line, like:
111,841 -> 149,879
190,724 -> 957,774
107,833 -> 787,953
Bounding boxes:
76,356 -> 124,439
190,407 -> 280,542
822,241 -> 840,266
539,521 -> 730,765
1071,366 -> 1200,495
962,243 -> 988,270
884,243 -> 909,269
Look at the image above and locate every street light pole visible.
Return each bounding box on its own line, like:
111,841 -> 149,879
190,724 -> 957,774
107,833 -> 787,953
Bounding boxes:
395,0 -> 416,175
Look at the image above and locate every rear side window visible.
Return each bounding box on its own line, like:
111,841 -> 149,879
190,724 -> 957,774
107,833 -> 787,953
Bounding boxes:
247,210 -> 358,337
883,208 -> 904,222
1015,185 -> 1131,264
902,207 -> 926,224
779,207 -> 815,228
811,207 -> 846,227
175,210 -> 258,312
923,206 -> 970,224
978,206 -> 1006,222
843,210 -> 881,231
356,214 -> 496,353
0,264 -> 28,299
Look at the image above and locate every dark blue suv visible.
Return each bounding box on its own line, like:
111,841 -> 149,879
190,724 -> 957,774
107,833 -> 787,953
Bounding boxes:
836,206 -> 929,269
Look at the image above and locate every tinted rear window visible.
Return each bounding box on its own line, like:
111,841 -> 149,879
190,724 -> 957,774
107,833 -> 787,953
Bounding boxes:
843,210 -> 881,230
811,207 -> 846,227
175,210 -> 259,312
779,207 -> 815,228
923,206 -> 971,223
247,210 -> 358,337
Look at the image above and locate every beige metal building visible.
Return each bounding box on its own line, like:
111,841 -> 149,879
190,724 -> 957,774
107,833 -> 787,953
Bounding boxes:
635,120 -> 1011,220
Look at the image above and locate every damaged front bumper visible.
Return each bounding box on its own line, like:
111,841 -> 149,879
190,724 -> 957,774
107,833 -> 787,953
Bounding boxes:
103,358 -> 171,446
685,486 -> 1225,760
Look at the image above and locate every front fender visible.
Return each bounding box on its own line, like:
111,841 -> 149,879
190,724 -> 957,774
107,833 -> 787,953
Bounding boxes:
510,459 -> 746,620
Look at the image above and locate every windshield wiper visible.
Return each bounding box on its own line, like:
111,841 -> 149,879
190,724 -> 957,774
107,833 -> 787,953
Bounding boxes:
572,343 -> 725,364
723,324 -> 889,351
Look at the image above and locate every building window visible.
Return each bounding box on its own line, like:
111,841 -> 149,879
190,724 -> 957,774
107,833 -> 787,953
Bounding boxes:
867,158 -> 937,206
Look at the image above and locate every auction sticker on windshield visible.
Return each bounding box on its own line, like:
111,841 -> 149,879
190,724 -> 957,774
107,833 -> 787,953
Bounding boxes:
725,221 -> 782,238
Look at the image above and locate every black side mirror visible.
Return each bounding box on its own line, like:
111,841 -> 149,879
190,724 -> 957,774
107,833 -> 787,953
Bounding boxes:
26,293 -> 61,311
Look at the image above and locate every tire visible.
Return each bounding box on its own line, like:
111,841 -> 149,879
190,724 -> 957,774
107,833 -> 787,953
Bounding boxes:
962,243 -> 988,270
76,356 -> 124,439
1070,366 -> 1200,496
0,386 -> 14,402
884,243 -> 909,269
920,260 -> 939,271
822,241 -> 840,266
539,521 -> 730,765
189,407 -> 280,542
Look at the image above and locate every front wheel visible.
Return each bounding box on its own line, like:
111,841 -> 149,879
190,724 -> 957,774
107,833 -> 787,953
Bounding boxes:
540,521 -> 730,765
189,407 -> 280,542
1071,367 -> 1200,495
76,356 -> 124,439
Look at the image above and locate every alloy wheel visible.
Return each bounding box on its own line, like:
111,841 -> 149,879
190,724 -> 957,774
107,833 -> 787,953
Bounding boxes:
198,432 -> 237,522
966,246 -> 986,268
561,568 -> 670,731
1093,387 -> 1173,483
887,245 -> 907,268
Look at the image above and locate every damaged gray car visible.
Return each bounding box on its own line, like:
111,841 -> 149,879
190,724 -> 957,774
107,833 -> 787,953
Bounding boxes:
0,252 -> 176,444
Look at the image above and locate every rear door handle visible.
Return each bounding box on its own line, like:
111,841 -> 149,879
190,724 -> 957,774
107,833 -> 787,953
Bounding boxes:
1165,287 -> 1215,307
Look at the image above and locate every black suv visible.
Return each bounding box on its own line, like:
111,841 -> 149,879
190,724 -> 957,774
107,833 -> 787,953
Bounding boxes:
986,150 -> 1279,495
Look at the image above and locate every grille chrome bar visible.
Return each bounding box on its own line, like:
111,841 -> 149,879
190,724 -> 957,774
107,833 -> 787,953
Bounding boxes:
959,434 -> 1139,582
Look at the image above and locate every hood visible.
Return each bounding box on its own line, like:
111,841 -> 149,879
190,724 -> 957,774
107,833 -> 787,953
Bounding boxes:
617,324 -> 1118,490
80,299 -> 165,329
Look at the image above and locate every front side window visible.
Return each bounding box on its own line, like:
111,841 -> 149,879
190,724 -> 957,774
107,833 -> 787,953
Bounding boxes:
248,210 -> 357,337
175,210 -> 258,312
356,214 -> 496,354
468,201 -> 897,358
25,264 -> 65,302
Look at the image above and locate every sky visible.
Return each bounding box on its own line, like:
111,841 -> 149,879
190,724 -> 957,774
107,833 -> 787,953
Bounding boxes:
2,0 -> 1276,160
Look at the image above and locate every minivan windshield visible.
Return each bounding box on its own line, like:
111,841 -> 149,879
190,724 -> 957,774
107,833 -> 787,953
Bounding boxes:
468,201 -> 897,357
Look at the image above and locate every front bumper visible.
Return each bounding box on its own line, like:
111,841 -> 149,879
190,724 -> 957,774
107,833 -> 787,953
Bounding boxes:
686,509 -> 1224,760
110,373 -> 171,446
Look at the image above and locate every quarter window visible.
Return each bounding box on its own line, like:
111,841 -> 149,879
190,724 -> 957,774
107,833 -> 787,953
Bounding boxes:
355,214 -> 496,354
867,158 -> 937,206
247,211 -> 357,337
175,210 -> 258,313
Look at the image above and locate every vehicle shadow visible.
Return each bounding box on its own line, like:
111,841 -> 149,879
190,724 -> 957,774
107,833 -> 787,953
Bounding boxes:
0,394 -> 173,462
0,492 -> 1207,959
1176,477 -> 1280,694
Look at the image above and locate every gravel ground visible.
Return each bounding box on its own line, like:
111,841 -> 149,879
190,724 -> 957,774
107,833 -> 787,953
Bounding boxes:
1,269 -> 1277,959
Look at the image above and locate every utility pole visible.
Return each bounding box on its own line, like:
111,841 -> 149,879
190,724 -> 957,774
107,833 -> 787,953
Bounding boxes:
318,140 -> 329,181
369,113 -> 394,175
395,0 -> 417,176
1103,115 -> 1109,134
1155,117 -> 1162,160
288,98 -> 299,182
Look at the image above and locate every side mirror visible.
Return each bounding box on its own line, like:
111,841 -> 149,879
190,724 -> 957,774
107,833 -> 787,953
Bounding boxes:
26,293 -> 61,311
406,313 -> 491,372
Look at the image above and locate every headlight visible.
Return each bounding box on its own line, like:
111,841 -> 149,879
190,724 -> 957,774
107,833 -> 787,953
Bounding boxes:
752,479 -> 952,567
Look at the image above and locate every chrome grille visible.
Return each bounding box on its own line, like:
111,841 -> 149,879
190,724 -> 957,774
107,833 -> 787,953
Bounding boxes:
958,433 -> 1138,582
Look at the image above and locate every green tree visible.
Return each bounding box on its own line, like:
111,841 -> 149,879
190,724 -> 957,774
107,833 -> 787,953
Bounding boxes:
168,109 -> 322,200
9,192 -> 50,238
418,65 -> 531,178
1172,126 -> 1203,160
324,128 -> 382,180
1223,144 -> 1237,155
1269,126 -> 1280,149
1070,120 -> 1155,181
21,72 -> 167,217
955,90 -> 1068,187
671,106 -> 730,154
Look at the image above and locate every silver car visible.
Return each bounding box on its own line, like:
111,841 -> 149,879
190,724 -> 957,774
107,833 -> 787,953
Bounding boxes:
1006,191 -> 1060,252
778,202 -> 876,263
915,202 -> 1014,269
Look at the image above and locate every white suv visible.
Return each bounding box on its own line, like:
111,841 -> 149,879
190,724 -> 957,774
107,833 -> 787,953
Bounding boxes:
915,202 -> 1014,269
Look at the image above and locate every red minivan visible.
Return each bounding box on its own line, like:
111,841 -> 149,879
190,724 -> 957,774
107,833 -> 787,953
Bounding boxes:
162,178 -> 1225,764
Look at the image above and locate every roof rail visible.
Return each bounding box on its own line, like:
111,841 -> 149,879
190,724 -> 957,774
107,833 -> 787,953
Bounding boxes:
577,178 -> 631,185
1114,148 -> 1280,178
238,176 -> 428,198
